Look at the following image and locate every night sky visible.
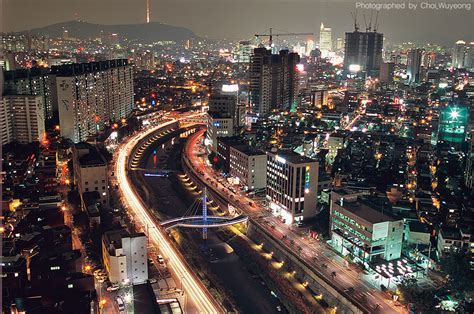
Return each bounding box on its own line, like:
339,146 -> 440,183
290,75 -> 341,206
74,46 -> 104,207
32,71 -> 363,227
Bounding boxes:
2,0 -> 473,45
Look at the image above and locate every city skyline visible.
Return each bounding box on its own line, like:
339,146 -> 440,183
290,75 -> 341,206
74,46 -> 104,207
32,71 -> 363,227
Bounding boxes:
1,1 -> 473,313
2,0 -> 473,45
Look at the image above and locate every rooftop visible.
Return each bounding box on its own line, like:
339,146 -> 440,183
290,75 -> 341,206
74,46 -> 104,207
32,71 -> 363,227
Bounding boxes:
231,144 -> 265,156
332,190 -> 398,224
268,151 -> 316,165
74,142 -> 106,166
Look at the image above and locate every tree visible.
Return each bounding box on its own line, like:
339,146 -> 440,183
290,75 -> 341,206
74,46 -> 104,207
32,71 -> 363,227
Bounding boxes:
439,249 -> 474,293
397,277 -> 438,312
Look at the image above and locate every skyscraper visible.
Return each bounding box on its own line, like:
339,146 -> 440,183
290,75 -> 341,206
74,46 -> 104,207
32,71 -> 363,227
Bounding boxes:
249,48 -> 300,115
279,50 -> 300,110
344,30 -> 383,76
249,47 -> 272,115
452,40 -> 474,69
319,23 -> 332,58
453,40 -> 466,68
406,49 -> 423,84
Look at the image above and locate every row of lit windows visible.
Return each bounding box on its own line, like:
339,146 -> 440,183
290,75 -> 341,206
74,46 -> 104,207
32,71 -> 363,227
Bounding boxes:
332,218 -> 370,242
333,209 -> 371,233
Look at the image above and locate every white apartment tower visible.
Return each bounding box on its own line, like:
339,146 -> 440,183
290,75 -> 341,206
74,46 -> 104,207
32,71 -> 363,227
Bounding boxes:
54,59 -> 134,143
1,95 -> 45,144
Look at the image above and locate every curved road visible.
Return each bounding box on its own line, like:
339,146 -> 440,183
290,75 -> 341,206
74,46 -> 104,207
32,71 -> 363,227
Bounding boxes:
115,115 -> 221,313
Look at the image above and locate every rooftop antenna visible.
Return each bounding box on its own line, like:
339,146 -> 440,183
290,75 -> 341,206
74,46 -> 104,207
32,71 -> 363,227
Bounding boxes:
373,11 -> 379,32
351,11 -> 359,32
368,11 -> 373,32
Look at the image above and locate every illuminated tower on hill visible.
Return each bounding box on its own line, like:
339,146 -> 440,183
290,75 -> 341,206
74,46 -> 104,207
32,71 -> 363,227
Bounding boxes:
146,0 -> 150,23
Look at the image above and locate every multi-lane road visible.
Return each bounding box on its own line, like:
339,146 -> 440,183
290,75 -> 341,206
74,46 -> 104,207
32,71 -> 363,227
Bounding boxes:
115,116 -> 221,313
183,128 -> 406,314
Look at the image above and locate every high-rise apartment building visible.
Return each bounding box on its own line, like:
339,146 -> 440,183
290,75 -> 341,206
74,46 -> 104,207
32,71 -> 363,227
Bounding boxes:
319,23 -> 332,58
407,49 -> 424,84
266,152 -> 319,224
3,68 -> 57,120
54,59 -> 134,143
344,30 -> 383,76
1,95 -> 45,144
249,48 -> 300,115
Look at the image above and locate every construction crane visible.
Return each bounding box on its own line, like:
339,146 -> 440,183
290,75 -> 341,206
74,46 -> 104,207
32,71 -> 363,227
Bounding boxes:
254,28 -> 314,48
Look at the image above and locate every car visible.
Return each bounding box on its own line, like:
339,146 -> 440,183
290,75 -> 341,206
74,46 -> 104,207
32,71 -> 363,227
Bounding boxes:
116,297 -> 125,311
148,258 -> 154,266
107,284 -> 120,292
157,255 -> 165,265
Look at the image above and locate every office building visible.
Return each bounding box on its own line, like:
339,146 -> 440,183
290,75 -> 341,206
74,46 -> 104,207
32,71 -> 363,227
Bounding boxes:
436,104 -> 469,145
1,95 -> 45,144
407,49 -> 423,84
236,40 -> 252,63
54,59 -> 134,143
310,89 -> 328,108
330,190 -> 404,262
344,30 -> 383,76
3,67 -> 56,120
72,142 -> 109,207
205,112 -> 234,152
249,48 -> 300,115
209,84 -> 245,128
229,145 -> 267,191
102,230 -> 148,285
266,152 -> 319,224
379,62 -> 395,84
319,23 -> 332,58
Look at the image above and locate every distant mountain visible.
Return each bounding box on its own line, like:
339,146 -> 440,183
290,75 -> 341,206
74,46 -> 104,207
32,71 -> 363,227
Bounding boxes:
22,20 -> 198,43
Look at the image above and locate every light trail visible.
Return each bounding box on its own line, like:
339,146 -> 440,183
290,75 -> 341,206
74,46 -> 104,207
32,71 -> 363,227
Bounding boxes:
115,117 -> 219,313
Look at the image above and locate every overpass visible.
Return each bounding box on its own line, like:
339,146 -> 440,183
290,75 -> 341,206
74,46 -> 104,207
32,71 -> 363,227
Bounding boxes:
161,214 -> 248,230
